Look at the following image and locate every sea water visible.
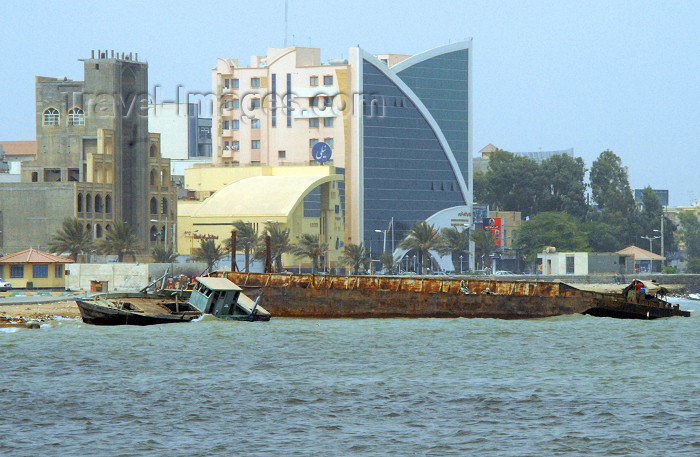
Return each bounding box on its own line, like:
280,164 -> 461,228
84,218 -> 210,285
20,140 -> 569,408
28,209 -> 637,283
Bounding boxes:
0,300 -> 698,456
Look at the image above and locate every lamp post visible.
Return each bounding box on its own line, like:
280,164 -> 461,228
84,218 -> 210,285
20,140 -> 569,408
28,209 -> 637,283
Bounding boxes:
374,229 -> 386,254
460,255 -> 463,274
641,231 -> 661,253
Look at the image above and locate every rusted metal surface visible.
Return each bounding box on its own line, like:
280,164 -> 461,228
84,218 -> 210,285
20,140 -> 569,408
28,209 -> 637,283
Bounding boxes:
222,272 -> 689,319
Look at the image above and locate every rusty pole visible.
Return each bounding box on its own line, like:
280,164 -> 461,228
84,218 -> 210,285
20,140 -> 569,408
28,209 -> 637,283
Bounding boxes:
265,235 -> 272,273
231,230 -> 239,272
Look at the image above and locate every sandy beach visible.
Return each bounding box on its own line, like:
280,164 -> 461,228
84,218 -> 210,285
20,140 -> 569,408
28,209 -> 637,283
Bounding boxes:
0,300 -> 81,320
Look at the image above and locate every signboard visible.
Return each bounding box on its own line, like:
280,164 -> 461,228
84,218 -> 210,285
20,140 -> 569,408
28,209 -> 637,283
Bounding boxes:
311,141 -> 332,163
483,217 -> 502,247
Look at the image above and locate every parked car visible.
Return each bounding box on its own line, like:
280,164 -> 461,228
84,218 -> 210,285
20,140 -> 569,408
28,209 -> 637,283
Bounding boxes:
0,279 -> 12,292
495,270 -> 514,275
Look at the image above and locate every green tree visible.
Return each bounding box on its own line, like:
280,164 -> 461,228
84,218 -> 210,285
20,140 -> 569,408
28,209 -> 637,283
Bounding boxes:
478,149 -> 540,217
538,154 -> 587,219
590,150 -> 636,215
435,226 -> 470,273
515,212 -> 589,261
291,234 -> 328,274
192,239 -> 227,273
379,253 -> 400,274
340,243 -> 369,275
151,245 -> 177,263
224,221 -> 259,272
47,217 -> 93,261
97,221 -> 141,262
678,211 -> 700,258
398,221 -> 439,275
263,223 -> 292,272
470,228 -> 497,270
583,215 -> 621,252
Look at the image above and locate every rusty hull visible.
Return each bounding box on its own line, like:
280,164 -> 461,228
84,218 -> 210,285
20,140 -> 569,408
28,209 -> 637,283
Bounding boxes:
222,273 -> 601,319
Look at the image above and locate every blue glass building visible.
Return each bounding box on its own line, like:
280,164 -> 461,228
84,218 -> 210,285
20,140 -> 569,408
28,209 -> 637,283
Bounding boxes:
351,42 -> 472,256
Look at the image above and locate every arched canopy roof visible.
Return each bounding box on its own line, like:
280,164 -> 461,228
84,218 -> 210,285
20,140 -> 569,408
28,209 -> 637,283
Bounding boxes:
193,174 -> 342,219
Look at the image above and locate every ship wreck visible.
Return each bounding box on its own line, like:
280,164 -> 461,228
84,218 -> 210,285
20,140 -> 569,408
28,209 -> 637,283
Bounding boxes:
221,273 -> 690,320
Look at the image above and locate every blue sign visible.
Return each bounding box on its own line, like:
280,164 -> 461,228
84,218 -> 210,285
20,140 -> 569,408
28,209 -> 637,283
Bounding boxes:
311,141 -> 332,163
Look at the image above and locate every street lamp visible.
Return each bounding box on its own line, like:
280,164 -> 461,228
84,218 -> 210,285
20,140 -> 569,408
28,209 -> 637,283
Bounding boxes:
460,255 -> 463,274
641,231 -> 661,253
374,229 -> 386,254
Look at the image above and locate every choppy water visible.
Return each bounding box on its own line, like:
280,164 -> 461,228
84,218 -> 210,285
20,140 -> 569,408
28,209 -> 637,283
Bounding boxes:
1,300 -> 698,456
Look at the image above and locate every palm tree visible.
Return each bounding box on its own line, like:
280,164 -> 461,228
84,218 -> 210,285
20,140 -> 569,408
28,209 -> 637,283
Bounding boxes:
151,245 -> 178,263
97,221 -> 141,262
224,221 -> 259,272
380,253 -> 400,275
398,221 -> 439,274
470,229 -> 497,270
48,217 -> 93,261
291,233 -> 328,274
436,227 -> 470,273
192,239 -> 227,273
264,223 -> 292,272
340,243 -> 368,275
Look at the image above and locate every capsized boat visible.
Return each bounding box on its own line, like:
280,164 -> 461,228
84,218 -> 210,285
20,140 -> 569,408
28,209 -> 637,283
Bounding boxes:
188,276 -> 271,321
75,292 -> 203,326
76,276 -> 271,325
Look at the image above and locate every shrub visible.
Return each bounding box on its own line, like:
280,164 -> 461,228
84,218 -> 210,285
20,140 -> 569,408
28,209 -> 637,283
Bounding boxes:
687,258 -> 700,274
662,266 -> 677,274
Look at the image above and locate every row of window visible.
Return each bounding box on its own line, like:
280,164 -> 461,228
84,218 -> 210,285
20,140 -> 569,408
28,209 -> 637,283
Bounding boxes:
223,118 -> 333,130
223,138 -> 334,152
42,107 -> 85,126
3,264 -> 63,279
78,193 -> 112,214
223,75 -> 334,89
150,197 -> 170,215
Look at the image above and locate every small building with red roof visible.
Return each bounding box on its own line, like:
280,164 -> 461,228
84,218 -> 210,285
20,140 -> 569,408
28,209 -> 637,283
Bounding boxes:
0,248 -> 73,289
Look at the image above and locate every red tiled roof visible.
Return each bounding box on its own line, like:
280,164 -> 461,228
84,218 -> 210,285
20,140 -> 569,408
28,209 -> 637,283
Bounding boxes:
0,248 -> 74,264
0,141 -> 37,157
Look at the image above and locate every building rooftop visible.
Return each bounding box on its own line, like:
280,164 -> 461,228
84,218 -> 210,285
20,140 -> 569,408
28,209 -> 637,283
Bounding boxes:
0,248 -> 74,264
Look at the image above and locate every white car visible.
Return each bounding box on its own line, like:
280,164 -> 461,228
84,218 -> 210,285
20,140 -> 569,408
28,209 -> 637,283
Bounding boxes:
0,279 -> 11,292
495,270 -> 514,275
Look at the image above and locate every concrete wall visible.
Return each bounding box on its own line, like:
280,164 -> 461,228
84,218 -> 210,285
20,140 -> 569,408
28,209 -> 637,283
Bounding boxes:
0,183 -> 76,253
65,262 -> 208,291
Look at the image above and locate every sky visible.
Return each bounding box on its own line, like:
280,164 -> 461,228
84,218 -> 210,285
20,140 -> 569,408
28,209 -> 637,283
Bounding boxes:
1,0 -> 698,206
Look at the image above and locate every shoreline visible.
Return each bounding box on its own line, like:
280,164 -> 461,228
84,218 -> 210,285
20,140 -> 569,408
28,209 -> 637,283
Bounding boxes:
0,300 -> 82,320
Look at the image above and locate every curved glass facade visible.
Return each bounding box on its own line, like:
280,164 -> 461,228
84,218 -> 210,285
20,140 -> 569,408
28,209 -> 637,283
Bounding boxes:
361,59 -> 466,252
396,49 -> 469,186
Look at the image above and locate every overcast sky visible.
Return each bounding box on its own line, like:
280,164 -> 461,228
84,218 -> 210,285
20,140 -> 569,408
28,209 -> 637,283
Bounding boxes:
1,0 -> 698,206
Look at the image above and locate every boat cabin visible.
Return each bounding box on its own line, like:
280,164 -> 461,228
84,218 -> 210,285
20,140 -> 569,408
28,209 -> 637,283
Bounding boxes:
189,276 -> 268,319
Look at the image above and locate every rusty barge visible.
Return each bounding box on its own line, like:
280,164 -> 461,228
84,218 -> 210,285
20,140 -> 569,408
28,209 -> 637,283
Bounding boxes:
221,273 -> 690,320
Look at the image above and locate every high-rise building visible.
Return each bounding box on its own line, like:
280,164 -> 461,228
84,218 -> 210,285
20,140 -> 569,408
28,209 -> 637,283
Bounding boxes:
0,50 -> 177,254
195,41 -> 472,268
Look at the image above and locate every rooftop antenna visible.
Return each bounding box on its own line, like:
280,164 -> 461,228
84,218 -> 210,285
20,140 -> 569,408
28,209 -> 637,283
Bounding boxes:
284,0 -> 288,47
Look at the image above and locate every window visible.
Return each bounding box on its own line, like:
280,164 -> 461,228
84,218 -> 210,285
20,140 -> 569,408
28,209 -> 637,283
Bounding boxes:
224,140 -> 230,150
43,108 -> 60,126
323,96 -> 333,108
323,75 -> 333,86
251,77 -> 260,88
224,78 -> 230,89
310,76 -> 318,86
232,99 -> 240,109
251,140 -> 261,149
31,172 -> 38,182
309,139 -> 319,148
324,118 -> 334,127
309,118 -> 319,128
68,108 -> 85,126
224,120 -> 230,130
251,119 -> 260,129
33,264 -> 48,279
278,150 -> 286,159
324,138 -> 334,148
55,265 -> 63,278
224,100 -> 231,109
566,256 -> 575,274
231,120 -> 240,129
10,265 -> 24,278
232,78 -> 239,89
310,97 -> 319,107
250,98 -> 261,109
232,141 -> 239,151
